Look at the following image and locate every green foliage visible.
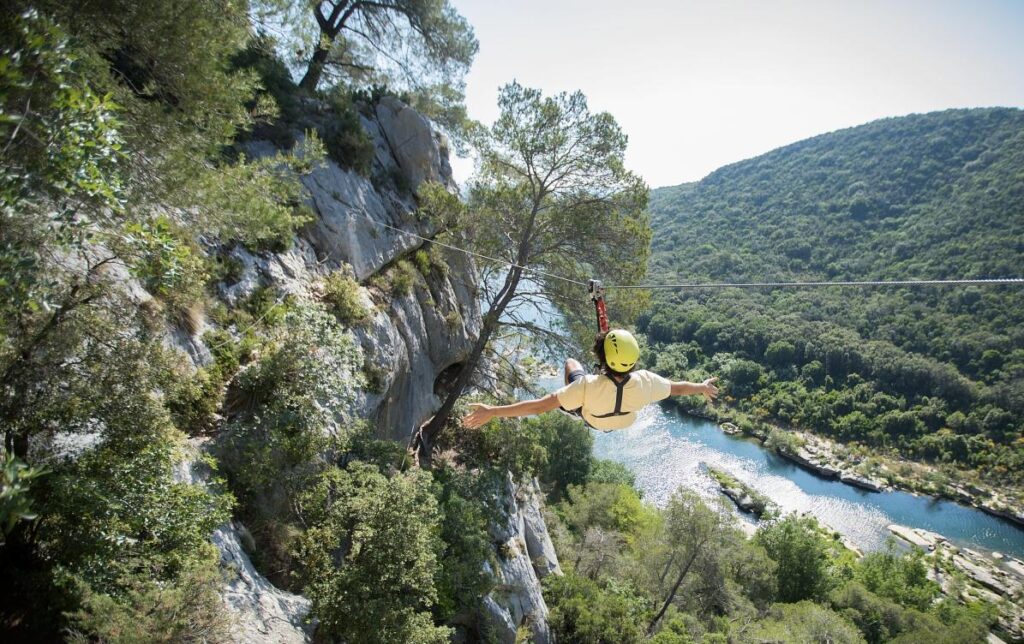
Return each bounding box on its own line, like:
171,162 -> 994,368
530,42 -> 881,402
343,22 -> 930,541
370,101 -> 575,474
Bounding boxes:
562,483 -> 655,538
258,0 -> 478,103
1,450 -> 47,537
322,91 -> 375,175
44,439 -> 233,593
854,542 -> 939,611
321,268 -> 371,326
390,258 -> 419,297
740,601 -> 866,644
66,556 -> 231,644
293,462 -> 452,643
544,572 -> 648,644
763,427 -> 805,455
643,108 -> 1024,484
467,81 -> 652,349
755,514 -> 835,602
430,466 -> 496,619
475,417 -> 549,480
526,413 -> 594,498
586,458 -> 638,488
829,580 -> 994,644
0,9 -> 124,215
122,216 -> 207,304
219,305 -> 364,502
164,362 -> 225,436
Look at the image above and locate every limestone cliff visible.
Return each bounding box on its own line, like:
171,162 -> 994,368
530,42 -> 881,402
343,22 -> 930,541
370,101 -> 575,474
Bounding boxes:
165,96 -> 558,641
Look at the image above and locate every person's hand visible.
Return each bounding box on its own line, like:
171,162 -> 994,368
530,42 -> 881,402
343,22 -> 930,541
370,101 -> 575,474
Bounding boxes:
462,403 -> 494,429
701,377 -> 719,403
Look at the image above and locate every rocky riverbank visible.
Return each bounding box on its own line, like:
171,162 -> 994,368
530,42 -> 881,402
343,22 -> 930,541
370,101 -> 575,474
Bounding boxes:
887,524 -> 1024,642
703,411 -> 1024,530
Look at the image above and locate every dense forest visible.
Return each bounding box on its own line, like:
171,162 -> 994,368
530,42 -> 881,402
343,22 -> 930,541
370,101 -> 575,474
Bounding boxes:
641,109 -> 1024,489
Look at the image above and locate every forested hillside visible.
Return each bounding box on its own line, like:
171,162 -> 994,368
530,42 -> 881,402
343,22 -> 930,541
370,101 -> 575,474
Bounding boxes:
642,108 -> 1024,486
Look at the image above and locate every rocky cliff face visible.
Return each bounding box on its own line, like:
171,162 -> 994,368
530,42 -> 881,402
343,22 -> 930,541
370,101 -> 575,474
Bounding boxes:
217,95 -> 480,441
166,97 -> 558,641
481,475 -> 563,644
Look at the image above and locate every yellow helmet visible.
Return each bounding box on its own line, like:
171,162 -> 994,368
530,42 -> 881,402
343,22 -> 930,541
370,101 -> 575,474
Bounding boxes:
604,329 -> 640,372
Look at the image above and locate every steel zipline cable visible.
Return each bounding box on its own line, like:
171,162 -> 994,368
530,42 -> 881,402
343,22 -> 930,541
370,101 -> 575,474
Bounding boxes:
359,214 -> 1024,291
205,215 -> 1022,347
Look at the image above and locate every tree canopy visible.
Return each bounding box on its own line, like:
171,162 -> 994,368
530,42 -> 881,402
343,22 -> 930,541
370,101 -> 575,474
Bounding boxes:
257,0 -> 477,95
418,81 -> 651,450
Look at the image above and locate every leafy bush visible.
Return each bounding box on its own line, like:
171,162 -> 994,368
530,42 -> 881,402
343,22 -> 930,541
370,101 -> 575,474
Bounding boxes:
544,572 -> 648,644
755,514 -> 835,602
390,259 -> 419,297
322,92 -> 375,175
431,466 -> 497,620
587,458 -> 638,489
526,414 -> 593,498
740,601 -> 865,644
1,451 -> 47,539
66,556 -> 231,643
293,463 -> 452,643
854,543 -> 939,611
764,428 -> 805,455
321,269 -> 371,326
220,305 -> 364,501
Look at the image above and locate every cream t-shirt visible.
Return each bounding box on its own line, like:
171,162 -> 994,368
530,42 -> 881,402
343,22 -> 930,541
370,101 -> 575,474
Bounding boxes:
554,370 -> 673,432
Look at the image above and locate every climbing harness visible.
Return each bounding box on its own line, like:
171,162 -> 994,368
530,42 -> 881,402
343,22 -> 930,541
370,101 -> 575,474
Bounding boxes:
590,371 -> 633,419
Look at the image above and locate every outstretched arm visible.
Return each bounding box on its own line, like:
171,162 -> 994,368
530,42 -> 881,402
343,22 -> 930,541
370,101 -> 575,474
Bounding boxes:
462,394 -> 562,429
670,377 -> 719,403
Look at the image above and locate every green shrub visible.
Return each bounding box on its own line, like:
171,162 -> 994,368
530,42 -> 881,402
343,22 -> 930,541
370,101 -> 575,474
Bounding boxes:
322,92 -> 375,175
164,365 -> 224,435
526,414 -> 593,499
390,259 -> 419,297
586,458 -> 637,489
219,305 -> 364,501
544,573 -> 647,644
321,269 -> 371,326
66,556 -> 231,644
122,216 -> 208,306
293,463 -> 452,643
413,249 -> 432,276
764,428 -> 805,455
1,451 -> 47,539
431,466 -> 497,619
755,514 -> 835,603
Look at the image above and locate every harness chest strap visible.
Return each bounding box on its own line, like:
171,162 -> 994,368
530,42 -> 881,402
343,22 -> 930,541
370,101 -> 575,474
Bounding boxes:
590,373 -> 632,419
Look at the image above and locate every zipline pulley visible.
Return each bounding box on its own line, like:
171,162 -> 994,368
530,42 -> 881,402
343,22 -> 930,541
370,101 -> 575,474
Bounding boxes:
589,279 -> 609,334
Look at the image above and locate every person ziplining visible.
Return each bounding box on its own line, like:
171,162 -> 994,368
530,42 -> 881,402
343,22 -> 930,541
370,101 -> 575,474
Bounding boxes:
462,281 -> 719,432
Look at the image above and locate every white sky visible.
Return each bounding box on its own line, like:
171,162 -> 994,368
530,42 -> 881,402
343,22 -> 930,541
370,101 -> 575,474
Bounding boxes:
449,0 -> 1024,188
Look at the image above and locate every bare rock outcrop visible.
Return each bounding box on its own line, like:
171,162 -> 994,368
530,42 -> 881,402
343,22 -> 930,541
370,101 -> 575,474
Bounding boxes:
481,475 -> 562,644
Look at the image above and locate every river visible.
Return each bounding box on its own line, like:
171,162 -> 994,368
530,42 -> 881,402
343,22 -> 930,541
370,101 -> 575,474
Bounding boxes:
536,372 -> 1024,558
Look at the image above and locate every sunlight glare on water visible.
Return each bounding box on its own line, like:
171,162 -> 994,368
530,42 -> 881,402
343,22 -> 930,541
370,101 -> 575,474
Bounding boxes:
586,402 -> 1024,557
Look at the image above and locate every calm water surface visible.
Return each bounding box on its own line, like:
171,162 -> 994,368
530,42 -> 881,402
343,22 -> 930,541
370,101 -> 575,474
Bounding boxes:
581,401 -> 1024,558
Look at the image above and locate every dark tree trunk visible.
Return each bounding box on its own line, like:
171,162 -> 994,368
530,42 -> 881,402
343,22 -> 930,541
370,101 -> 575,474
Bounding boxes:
414,265 -> 524,463
299,45 -> 330,92
648,542 -> 705,635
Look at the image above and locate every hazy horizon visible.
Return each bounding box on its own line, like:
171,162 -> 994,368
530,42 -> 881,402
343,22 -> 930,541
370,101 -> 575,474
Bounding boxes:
450,0 -> 1024,188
